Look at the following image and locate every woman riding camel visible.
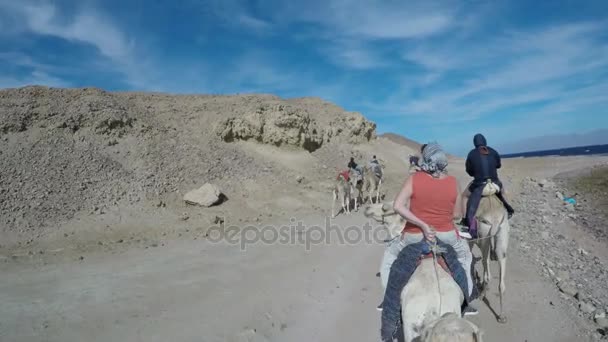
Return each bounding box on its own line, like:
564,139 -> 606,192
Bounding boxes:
379,142 -> 477,315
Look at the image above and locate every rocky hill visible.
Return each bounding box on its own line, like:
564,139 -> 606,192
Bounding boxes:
0,86 -> 411,250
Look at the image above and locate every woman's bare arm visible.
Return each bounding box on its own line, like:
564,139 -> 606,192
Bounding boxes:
454,181 -> 464,219
393,176 -> 435,240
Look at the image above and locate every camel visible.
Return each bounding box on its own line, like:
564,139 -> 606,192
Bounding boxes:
469,181 -> 511,324
331,173 -> 352,218
365,203 -> 482,342
362,164 -> 383,204
349,169 -> 364,211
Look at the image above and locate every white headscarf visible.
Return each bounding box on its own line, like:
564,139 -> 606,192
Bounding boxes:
419,142 -> 448,178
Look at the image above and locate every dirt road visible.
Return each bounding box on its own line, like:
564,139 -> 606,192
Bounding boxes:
0,208 -> 589,342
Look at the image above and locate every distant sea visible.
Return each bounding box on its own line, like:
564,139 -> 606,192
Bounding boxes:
502,144 -> 608,158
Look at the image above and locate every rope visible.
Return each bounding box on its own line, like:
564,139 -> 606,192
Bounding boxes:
429,238 -> 446,316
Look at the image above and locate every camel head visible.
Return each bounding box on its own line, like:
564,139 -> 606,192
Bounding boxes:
420,313 -> 483,342
363,202 -> 394,222
364,202 -> 405,239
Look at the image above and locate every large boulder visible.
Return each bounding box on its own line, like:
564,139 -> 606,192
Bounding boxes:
184,183 -> 223,207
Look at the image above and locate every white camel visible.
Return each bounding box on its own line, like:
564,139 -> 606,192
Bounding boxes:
365,204 -> 483,342
331,173 -> 352,218
468,181 -> 511,324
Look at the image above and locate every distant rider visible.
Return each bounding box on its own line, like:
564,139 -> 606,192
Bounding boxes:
348,157 -> 363,183
462,134 -> 515,238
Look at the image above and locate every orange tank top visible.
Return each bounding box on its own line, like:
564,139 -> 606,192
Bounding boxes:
403,172 -> 458,234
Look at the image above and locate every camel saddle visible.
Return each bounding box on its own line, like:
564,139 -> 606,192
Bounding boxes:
416,253 -> 453,277
337,170 -> 350,181
481,180 -> 501,197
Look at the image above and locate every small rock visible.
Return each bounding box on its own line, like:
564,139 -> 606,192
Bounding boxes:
156,200 -> 165,208
213,216 -> 224,225
578,248 -> 589,256
556,191 -> 565,200
558,281 -> 578,297
581,302 -> 597,314
557,270 -> 570,281
180,213 -> 189,221
79,256 -> 84,261
108,139 -> 118,146
184,183 -> 223,207
117,239 -> 124,243
541,231 -> 550,240
296,175 -> 304,184
575,292 -> 586,302
595,312 -> 607,320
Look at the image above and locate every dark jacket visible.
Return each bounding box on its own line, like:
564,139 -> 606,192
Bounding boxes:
465,134 -> 501,185
380,239 -> 469,341
348,160 -> 358,169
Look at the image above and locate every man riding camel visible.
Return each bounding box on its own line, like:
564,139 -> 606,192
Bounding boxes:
408,144 -> 426,173
369,155 -> 383,179
462,134 -> 515,238
348,157 -> 364,183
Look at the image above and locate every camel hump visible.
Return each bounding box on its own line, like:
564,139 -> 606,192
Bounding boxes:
481,180 -> 501,197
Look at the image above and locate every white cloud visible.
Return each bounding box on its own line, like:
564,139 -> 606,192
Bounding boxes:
0,69 -> 70,89
16,3 -> 132,62
266,0 -> 456,40
391,21 -> 608,121
320,39 -> 389,69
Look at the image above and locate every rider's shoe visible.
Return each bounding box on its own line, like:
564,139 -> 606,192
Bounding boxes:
376,301 -> 383,312
463,306 -> 479,316
459,231 -> 472,239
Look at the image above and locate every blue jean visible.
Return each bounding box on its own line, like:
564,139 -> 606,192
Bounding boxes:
380,237 -> 470,341
380,231 -> 474,297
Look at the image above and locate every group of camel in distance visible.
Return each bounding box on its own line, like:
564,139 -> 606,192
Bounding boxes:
331,160 -> 511,342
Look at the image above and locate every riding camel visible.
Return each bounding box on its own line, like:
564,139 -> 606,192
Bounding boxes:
468,181 -> 511,324
331,172 -> 352,218
362,164 -> 383,204
348,168 -> 364,211
365,204 -> 483,342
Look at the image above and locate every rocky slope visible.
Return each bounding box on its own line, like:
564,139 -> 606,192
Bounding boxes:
0,86 -> 387,249
504,162 -> 608,338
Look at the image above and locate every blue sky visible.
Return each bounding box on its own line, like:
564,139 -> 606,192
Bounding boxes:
1,0 -> 608,155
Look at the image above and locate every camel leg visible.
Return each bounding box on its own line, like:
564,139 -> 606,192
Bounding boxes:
342,196 -> 350,215
478,233 -> 492,297
345,193 -> 350,215
332,190 -> 337,218
495,219 -> 510,324
497,256 -> 507,323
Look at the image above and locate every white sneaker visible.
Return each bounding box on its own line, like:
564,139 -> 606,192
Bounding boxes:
459,231 -> 472,239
